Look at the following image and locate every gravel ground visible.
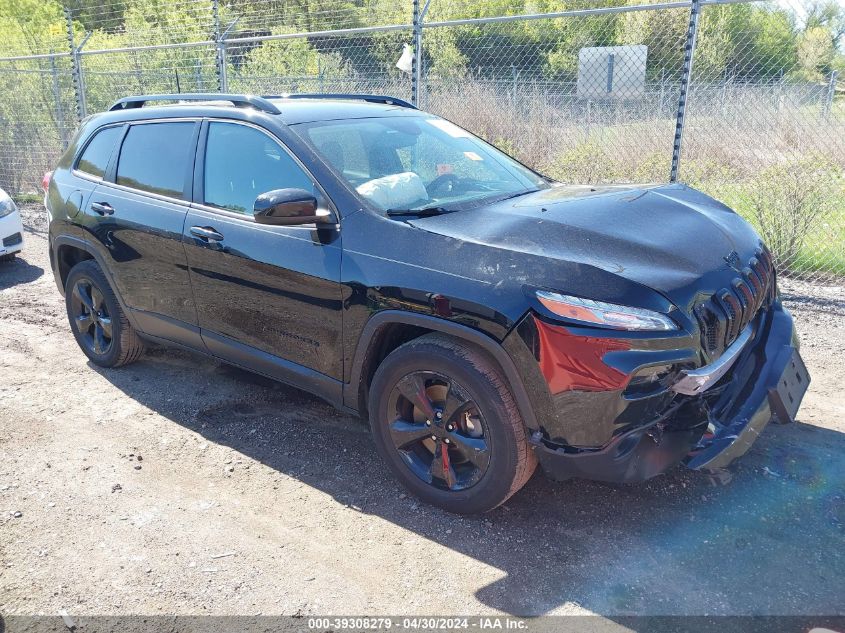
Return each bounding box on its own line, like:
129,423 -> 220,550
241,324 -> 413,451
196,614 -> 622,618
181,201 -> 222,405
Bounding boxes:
1,204 -> 843,618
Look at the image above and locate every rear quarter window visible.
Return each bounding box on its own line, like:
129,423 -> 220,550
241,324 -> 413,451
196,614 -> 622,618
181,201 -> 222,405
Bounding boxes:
116,122 -> 196,199
76,126 -> 123,179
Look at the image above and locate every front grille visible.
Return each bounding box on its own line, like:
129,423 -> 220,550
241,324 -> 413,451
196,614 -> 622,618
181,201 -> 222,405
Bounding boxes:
2,232 -> 21,247
694,248 -> 776,359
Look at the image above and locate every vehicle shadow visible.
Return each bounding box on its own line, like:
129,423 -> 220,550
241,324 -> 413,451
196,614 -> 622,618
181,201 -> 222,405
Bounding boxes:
92,348 -> 845,617
0,256 -> 44,291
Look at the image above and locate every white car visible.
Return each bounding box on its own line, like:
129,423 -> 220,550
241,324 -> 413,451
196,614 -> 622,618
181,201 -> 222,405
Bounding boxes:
0,187 -> 24,262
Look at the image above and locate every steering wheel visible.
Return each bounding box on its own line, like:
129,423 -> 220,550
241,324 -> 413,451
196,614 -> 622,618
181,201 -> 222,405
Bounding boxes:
426,173 -> 463,197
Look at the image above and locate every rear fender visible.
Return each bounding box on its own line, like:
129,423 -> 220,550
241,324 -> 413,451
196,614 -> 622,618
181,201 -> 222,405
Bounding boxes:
51,235 -> 142,330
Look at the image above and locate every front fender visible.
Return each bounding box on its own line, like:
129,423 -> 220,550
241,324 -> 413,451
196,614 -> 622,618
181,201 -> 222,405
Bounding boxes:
344,310 -> 539,433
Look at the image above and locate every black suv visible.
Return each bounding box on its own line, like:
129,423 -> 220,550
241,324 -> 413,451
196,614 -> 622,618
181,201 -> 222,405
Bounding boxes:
45,93 -> 809,513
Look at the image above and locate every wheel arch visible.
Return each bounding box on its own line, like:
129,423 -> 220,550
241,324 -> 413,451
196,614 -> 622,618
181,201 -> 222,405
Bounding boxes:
55,239 -> 94,294
52,235 -> 141,332
345,310 -> 539,433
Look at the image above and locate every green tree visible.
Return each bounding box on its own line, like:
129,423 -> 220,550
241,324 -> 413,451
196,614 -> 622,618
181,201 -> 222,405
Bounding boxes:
0,0 -> 66,56
620,3 -> 686,79
796,25 -> 836,80
804,0 -> 845,47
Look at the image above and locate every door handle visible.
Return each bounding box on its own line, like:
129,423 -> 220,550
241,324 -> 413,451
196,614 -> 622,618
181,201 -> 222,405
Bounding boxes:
91,201 -> 114,216
190,226 -> 225,242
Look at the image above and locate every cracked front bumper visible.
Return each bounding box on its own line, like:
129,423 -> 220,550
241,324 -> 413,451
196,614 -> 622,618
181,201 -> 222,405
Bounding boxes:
529,301 -> 809,482
684,303 -> 809,471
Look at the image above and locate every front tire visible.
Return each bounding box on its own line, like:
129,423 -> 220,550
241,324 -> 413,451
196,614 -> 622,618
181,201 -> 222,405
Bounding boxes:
368,333 -> 536,514
65,260 -> 145,367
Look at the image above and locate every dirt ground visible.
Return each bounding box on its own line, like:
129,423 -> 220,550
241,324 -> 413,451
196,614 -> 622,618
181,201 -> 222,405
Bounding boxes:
1,204 -> 843,619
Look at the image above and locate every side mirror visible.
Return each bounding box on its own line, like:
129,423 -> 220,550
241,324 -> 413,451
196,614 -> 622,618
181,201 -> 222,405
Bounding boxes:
253,188 -> 333,226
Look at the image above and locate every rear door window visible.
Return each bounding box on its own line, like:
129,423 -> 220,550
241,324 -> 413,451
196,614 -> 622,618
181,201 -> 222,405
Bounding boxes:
76,126 -> 122,179
116,122 -> 196,199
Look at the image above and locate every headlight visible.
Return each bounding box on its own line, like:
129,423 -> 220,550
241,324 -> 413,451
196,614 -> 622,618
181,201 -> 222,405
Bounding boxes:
0,194 -> 17,219
536,290 -> 678,331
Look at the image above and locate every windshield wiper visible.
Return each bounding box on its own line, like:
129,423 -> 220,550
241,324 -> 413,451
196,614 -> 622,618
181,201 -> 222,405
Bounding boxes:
488,188 -> 540,204
386,206 -> 452,217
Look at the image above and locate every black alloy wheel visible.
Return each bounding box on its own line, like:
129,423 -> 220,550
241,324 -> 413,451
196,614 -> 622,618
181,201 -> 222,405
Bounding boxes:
387,371 -> 490,491
368,333 -> 536,514
70,279 -> 113,356
64,260 -> 145,367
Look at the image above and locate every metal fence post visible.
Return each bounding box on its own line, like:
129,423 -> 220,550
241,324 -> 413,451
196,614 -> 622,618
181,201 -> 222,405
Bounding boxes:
669,0 -> 701,183
49,52 -> 67,147
411,0 -> 421,106
412,0 -> 433,107
318,58 -> 325,93
65,8 -> 87,121
76,34 -> 92,117
212,0 -> 225,92
217,20 -> 240,93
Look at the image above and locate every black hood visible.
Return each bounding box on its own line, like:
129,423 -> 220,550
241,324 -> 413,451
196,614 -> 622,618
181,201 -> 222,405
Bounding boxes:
407,183 -> 763,315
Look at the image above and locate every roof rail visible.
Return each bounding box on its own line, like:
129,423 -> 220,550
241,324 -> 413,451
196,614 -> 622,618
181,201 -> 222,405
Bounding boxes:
109,94 -> 282,115
268,93 -> 417,110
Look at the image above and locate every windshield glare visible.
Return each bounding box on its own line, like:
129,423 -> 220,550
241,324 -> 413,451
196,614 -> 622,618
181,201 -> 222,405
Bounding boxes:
297,116 -> 547,212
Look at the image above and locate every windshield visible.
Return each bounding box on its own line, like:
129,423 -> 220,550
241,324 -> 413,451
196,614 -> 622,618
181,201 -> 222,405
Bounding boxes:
296,116 -> 548,213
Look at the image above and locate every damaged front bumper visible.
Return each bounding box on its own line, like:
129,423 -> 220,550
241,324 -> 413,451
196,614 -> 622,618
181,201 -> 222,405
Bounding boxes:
683,305 -> 809,471
530,301 -> 809,482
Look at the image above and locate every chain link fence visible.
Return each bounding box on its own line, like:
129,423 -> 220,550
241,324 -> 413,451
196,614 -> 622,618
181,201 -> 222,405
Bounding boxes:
225,30 -> 414,97
0,53 -> 76,194
418,4 -> 690,196
683,0 -> 845,280
0,0 -> 842,282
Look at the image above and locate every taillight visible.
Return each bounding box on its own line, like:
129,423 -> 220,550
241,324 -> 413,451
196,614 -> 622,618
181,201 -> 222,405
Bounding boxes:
42,171 -> 52,193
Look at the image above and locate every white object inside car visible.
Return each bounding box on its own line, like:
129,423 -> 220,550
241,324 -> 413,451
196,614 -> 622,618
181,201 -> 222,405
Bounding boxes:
355,172 -> 428,210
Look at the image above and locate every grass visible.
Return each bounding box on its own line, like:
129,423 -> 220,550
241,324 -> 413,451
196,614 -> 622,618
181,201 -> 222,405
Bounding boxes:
709,182 -> 845,278
12,193 -> 42,204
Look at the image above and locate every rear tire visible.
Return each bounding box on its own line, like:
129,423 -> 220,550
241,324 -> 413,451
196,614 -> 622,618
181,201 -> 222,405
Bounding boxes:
65,260 -> 145,367
368,333 -> 536,514
0,253 -> 16,262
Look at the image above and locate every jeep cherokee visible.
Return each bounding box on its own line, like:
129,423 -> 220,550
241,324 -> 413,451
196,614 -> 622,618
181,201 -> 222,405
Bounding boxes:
45,93 -> 810,513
